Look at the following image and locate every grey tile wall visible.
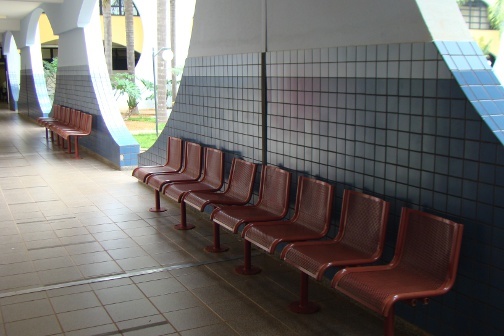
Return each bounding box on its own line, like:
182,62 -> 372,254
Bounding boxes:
139,42 -> 503,335
18,68 -> 50,119
54,65 -> 139,168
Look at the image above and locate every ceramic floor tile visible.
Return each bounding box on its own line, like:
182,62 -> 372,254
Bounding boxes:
70,251 -> 113,265
94,284 -> 146,305
179,323 -> 240,336
50,291 -> 101,313
136,277 -> 186,297
1,298 -> 54,322
116,314 -> 173,335
77,260 -> 123,278
4,315 -> 62,336
57,306 -> 114,332
150,291 -> 201,313
115,255 -> 161,271
37,266 -> 83,285
104,298 -> 160,322
164,306 -> 222,332
107,246 -> 149,260
33,256 -> 77,271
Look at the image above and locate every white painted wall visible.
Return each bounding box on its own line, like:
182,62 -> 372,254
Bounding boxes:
189,0 -> 473,58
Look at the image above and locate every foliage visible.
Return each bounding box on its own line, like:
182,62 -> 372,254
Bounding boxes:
140,66 -> 184,101
43,57 -> 58,102
110,73 -> 141,118
489,0 -> 504,31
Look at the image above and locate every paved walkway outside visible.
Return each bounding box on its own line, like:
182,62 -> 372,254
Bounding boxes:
0,108 -> 427,335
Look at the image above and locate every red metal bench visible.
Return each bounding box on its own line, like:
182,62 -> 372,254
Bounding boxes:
281,190 -> 390,313
181,158 -> 257,238
132,136 -> 183,183
37,104 -> 62,139
52,112 -> 92,159
209,165 -> 291,253
332,208 -> 464,336
239,176 -> 334,275
145,141 -> 202,212
163,148 -> 224,230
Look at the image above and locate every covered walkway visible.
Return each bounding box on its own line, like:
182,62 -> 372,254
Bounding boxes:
0,108 -> 422,335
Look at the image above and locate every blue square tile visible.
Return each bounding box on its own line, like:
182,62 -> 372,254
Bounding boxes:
452,56 -> 471,70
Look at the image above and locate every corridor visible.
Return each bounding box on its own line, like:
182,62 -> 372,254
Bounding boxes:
0,109 -> 423,336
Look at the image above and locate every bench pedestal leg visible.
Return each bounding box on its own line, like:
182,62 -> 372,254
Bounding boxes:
384,308 -> 395,336
235,240 -> 261,275
205,222 -> 229,253
174,201 -> 195,230
149,190 -> 167,212
289,272 -> 320,314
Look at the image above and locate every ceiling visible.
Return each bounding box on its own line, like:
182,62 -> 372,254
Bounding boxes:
0,0 -> 64,35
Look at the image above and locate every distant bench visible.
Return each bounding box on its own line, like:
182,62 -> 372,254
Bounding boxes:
37,105 -> 93,159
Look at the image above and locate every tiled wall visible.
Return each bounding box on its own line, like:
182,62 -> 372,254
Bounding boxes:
18,68 -> 50,119
54,65 -> 139,168
139,41 -> 503,335
139,53 -> 264,175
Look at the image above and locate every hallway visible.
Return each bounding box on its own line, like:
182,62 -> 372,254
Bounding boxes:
0,109 -> 423,336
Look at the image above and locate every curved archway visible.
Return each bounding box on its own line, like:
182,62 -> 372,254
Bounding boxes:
2,32 -> 21,111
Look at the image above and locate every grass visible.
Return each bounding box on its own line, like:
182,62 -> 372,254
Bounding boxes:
133,133 -> 159,150
127,115 -> 157,122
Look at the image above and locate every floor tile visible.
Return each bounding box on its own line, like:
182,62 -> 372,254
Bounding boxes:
164,306 -> 222,332
50,291 -> 101,313
57,306 -> 113,332
1,298 -> 54,322
150,291 -> 201,313
105,298 -> 160,322
4,315 -> 62,336
136,277 -> 186,297
94,284 -> 146,305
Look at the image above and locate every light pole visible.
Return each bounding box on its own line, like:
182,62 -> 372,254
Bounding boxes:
152,47 -> 173,136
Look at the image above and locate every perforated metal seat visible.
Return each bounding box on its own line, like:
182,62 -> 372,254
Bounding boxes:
132,136 -> 183,183
332,208 -> 464,336
182,158 -> 257,213
163,148 -> 224,230
208,165 -> 291,253
237,176 -> 334,275
144,141 -> 202,212
281,190 -> 390,313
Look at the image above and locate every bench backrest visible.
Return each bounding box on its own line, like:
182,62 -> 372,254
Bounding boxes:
291,176 -> 334,234
336,190 -> 390,259
52,105 -> 61,119
393,208 -> 464,286
200,148 -> 224,189
256,165 -> 291,216
165,136 -> 183,170
62,107 -> 71,124
180,142 -> 202,178
79,114 -> 93,134
70,109 -> 81,128
224,158 -> 257,203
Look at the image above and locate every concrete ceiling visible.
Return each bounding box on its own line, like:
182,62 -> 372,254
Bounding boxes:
0,0 -> 64,35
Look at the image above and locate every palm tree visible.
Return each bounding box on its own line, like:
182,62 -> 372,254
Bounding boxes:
170,0 -> 177,103
102,0 -> 113,76
125,0 -> 137,114
125,0 -> 135,77
157,0 -> 168,119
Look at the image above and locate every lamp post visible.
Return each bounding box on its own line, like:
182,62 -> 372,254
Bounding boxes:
152,47 -> 173,136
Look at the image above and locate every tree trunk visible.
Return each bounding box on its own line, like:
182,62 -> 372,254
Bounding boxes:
170,0 -> 177,104
157,0 -> 168,121
125,0 -> 135,76
125,0 -> 138,114
102,0 -> 113,76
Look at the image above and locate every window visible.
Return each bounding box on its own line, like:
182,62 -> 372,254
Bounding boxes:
459,0 -> 492,30
99,0 -> 139,16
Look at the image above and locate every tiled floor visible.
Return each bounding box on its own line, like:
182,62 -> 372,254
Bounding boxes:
0,108 -> 427,336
